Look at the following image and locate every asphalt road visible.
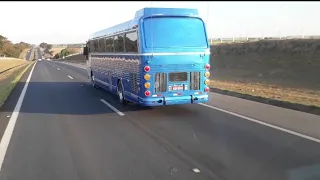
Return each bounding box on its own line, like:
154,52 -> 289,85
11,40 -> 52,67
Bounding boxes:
36,47 -> 41,60
0,60 -> 319,180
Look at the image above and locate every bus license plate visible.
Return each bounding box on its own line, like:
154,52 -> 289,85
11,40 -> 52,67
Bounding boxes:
173,86 -> 183,90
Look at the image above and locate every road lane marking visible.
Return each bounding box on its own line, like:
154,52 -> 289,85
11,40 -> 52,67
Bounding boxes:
54,61 -> 86,70
68,75 -> 73,79
0,62 -> 37,171
199,103 -> 320,144
57,68 -> 60,71
100,99 -> 124,116
192,168 -> 200,173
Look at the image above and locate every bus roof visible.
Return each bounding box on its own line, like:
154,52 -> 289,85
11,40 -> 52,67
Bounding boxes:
89,7 -> 200,40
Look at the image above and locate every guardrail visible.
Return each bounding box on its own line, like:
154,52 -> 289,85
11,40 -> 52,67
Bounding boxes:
55,52 -> 83,60
65,52 -> 82,58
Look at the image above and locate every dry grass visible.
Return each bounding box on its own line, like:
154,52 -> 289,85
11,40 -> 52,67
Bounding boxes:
209,39 -> 320,110
0,62 -> 33,107
209,80 -> 320,107
66,47 -> 82,54
19,48 -> 30,59
29,48 -> 35,61
0,59 -> 28,74
43,47 -> 82,58
49,48 -> 65,56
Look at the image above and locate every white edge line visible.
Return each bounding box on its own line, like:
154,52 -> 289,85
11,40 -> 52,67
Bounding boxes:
100,99 -> 124,116
68,75 -> 74,79
54,61 -> 86,70
192,168 -> 201,173
0,62 -> 37,171
199,103 -> 320,144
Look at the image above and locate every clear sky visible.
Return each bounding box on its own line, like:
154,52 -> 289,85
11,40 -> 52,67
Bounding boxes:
0,1 -> 319,45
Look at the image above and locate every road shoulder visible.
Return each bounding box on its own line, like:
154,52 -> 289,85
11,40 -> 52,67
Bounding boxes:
0,63 -> 34,141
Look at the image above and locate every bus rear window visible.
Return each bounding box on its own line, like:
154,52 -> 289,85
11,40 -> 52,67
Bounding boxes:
143,17 -> 208,48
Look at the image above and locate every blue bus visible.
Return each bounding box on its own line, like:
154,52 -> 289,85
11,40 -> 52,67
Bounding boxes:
83,7 -> 211,106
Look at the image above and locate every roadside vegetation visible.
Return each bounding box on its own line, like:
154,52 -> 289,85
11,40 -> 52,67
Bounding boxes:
210,39 -> 320,109
0,34 -> 30,58
0,34 -> 33,107
0,59 -> 33,107
53,47 -> 82,59
40,42 -> 82,59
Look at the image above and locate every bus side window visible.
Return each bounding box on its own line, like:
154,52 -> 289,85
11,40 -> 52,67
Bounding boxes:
105,37 -> 114,52
114,35 -> 125,53
99,38 -> 106,52
125,31 -> 138,53
89,40 -> 94,53
93,39 -> 98,53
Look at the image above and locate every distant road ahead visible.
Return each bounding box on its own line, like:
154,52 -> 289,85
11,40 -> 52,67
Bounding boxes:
0,60 -> 319,180
25,47 -> 33,61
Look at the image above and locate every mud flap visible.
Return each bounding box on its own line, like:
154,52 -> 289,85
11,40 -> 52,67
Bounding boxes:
163,97 -> 167,106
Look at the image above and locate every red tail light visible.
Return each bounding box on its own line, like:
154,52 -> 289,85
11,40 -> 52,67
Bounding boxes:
144,66 -> 150,72
204,87 -> 210,92
205,64 -> 210,70
145,90 -> 151,97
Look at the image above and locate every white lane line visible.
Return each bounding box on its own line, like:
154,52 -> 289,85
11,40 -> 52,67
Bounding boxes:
0,62 -> 37,171
100,99 -> 125,116
68,75 -> 73,79
192,168 -> 201,173
199,103 -> 320,144
57,68 -> 60,71
55,61 -> 86,70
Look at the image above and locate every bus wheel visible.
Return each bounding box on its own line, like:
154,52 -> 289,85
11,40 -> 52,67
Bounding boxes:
91,75 -> 99,89
117,82 -> 127,105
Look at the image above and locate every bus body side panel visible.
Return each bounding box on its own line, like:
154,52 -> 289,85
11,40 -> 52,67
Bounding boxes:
90,53 -> 141,104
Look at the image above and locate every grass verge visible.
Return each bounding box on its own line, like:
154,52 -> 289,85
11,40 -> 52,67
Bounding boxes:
209,80 -> 320,115
0,59 -> 28,73
0,62 -> 34,108
29,48 -> 35,61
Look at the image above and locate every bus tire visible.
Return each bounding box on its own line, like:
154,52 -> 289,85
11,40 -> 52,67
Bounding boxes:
117,81 -> 127,105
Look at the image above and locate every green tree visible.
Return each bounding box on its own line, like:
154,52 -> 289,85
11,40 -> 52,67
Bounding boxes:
0,34 -> 30,58
60,48 -> 70,57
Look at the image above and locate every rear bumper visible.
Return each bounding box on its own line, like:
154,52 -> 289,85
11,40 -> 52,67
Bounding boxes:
138,94 -> 208,106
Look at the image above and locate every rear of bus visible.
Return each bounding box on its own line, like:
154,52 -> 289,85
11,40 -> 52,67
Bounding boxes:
138,9 -> 211,106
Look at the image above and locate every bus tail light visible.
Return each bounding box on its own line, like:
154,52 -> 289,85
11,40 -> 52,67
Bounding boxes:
145,90 -> 151,97
204,79 -> 209,85
144,82 -> 150,88
205,64 -> 210,70
205,71 -> 210,77
144,74 -> 150,80
144,66 -> 150,72
204,87 -> 210,92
